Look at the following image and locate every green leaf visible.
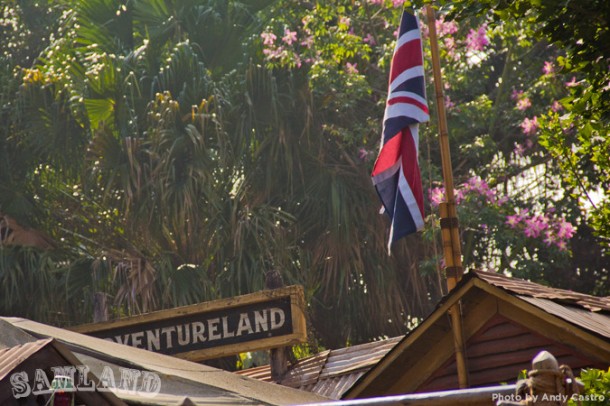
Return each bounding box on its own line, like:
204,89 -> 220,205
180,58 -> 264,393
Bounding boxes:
84,98 -> 115,130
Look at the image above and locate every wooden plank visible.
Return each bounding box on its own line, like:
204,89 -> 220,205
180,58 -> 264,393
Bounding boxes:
388,331 -> 455,394
70,285 -> 307,361
385,295 -> 499,395
343,277 -> 481,399
423,328 -> 546,381
470,347 -> 561,372
175,333 -> 305,362
427,363 -> 524,391
469,363 -> 528,386
471,319 -> 527,342
467,331 -> 552,358
496,297 -> 610,364
72,285 -> 303,332
424,345 -> 573,391
468,351 -> 601,388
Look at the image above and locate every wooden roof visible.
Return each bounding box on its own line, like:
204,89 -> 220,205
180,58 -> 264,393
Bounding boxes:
237,336 -> 402,399
469,271 -> 610,340
1,317 -> 329,405
0,337 -> 124,405
475,270 -> 610,313
0,338 -> 53,382
344,270 -> 610,399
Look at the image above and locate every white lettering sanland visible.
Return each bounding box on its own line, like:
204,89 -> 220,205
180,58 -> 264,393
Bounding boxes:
105,307 -> 286,351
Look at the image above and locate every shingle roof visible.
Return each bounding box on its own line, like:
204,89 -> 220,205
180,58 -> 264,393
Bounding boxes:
0,338 -> 53,381
1,317 -> 329,405
474,270 -> 610,312
471,270 -> 610,339
236,336 -> 402,399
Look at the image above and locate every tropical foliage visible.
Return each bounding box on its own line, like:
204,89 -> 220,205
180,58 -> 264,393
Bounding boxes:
568,368 -> 610,406
0,0 -> 608,351
448,1 -> 610,246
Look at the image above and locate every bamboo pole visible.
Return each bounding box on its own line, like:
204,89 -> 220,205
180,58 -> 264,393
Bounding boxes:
425,3 -> 468,389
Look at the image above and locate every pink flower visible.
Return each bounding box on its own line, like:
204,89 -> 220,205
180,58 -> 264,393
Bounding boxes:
429,187 -> 445,207
565,76 -> 578,87
466,24 -> 489,52
454,188 -> 465,204
292,52 -> 302,68
511,89 -> 524,101
346,62 -> 358,74
462,176 -> 499,205
555,239 -> 568,251
392,0 -> 406,7
513,209 -> 529,223
436,18 -> 458,36
263,46 -> 285,60
466,176 -> 484,191
301,35 -> 314,49
512,90 -> 534,111
506,214 -> 520,228
444,37 -> 456,51
524,219 -> 543,238
543,61 -> 554,75
339,16 -> 351,28
282,28 -> 297,45
516,97 -> 531,111
444,37 -> 459,61
523,215 -> 549,238
556,219 -> 576,239
363,33 -> 376,45
261,32 -> 276,46
520,116 -> 538,136
551,101 -> 563,112
465,176 -> 487,194
543,230 -> 555,246
420,22 -> 429,39
358,148 -> 370,161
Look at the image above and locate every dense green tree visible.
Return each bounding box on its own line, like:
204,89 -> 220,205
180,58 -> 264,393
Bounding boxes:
442,0 -> 610,292
257,0 -> 609,293
0,0 -> 439,348
1,0 -> 607,352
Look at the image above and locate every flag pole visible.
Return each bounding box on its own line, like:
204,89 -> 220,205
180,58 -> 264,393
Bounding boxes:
425,3 -> 469,388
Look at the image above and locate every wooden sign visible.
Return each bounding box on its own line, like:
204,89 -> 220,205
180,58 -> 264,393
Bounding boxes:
70,285 -> 307,361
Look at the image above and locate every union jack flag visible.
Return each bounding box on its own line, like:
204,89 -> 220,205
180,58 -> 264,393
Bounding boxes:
372,9 -> 429,253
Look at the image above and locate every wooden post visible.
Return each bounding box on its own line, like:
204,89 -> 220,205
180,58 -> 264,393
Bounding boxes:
266,269 -> 290,382
93,292 -> 108,323
425,4 -> 468,389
